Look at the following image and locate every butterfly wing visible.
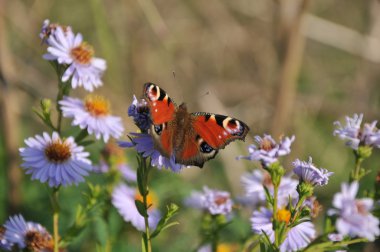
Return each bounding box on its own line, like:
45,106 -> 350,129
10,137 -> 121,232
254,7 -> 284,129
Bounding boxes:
175,112 -> 249,167
143,83 -> 176,157
143,82 -> 176,125
192,113 -> 249,149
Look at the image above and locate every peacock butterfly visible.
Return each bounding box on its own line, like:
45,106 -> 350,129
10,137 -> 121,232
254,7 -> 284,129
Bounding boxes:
143,82 -> 249,168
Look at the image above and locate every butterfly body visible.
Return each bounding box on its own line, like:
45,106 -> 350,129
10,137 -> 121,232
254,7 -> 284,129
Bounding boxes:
143,82 -> 249,167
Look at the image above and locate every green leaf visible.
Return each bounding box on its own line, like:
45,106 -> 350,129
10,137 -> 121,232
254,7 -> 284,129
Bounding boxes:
263,185 -> 274,206
135,199 -> 148,217
150,203 -> 180,238
94,218 -> 108,246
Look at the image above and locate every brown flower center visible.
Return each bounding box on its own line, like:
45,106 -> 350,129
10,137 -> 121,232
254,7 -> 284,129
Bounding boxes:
356,200 -> 369,215
214,195 -> 229,206
0,226 -> 5,239
84,95 -> 110,116
45,140 -> 71,163
25,230 -> 52,252
70,42 -> 94,64
260,138 -> 274,151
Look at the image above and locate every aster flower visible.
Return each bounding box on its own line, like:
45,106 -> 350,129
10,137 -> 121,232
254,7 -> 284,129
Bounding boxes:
240,169 -> 298,207
59,95 -> 124,142
185,187 -> 233,215
3,214 -> 53,251
251,207 -> 316,252
293,157 -> 333,186
333,113 -> 380,149
19,132 -> 92,187
329,182 -> 380,241
111,184 -> 160,231
43,26 -> 106,92
128,95 -> 151,132
119,133 -> 183,172
237,134 -> 295,166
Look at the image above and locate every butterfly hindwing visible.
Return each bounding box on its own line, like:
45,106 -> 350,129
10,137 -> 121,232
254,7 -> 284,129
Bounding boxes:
143,82 -> 176,125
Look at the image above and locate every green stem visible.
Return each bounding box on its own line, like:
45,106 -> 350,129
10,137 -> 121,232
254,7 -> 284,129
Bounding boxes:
351,151 -> 363,182
273,184 -> 279,247
211,215 -> 219,252
51,187 -> 60,252
291,194 -> 306,223
141,158 -> 152,252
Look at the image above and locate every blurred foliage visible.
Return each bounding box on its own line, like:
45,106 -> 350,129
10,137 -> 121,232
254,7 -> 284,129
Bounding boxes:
1,0 -> 380,251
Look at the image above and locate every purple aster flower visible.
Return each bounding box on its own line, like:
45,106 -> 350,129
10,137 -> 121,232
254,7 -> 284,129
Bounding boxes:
334,113 -> 380,149
119,132 -> 183,172
19,132 -> 92,187
128,95 -> 151,132
329,182 -> 380,241
328,233 -> 344,242
237,134 -> 295,166
112,184 -> 160,231
240,169 -> 298,207
3,214 -> 53,251
59,95 -> 124,142
293,157 -> 333,186
43,26 -> 106,92
251,207 -> 316,252
185,187 -> 233,215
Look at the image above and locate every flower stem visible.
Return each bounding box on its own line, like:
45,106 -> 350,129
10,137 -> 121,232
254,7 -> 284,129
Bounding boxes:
351,151 -> 363,181
51,187 -> 60,252
211,215 -> 219,252
143,191 -> 152,252
273,184 -> 279,247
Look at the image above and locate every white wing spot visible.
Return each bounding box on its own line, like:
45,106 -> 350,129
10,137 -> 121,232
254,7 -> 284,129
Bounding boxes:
155,109 -> 158,112
218,135 -> 222,139
153,102 -> 157,107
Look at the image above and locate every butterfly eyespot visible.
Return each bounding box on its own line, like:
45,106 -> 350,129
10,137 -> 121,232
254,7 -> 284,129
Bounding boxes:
200,141 -> 214,153
154,124 -> 163,135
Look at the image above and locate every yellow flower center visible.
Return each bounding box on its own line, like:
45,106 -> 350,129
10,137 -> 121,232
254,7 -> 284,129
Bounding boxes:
70,42 -> 94,64
84,95 -> 110,116
135,190 -> 158,209
276,208 -> 291,224
25,230 -> 52,251
217,243 -> 239,252
45,140 -> 71,163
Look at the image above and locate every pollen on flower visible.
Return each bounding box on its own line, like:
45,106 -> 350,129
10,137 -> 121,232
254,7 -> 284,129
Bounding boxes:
70,42 -> 94,64
276,208 -> 291,223
45,140 -> 71,163
135,191 -> 158,208
84,95 -> 110,116
25,230 -> 52,251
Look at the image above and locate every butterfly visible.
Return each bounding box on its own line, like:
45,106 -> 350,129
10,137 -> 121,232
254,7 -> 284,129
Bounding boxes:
143,82 -> 250,168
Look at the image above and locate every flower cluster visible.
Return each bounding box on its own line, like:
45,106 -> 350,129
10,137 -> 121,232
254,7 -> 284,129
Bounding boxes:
293,157 -> 333,186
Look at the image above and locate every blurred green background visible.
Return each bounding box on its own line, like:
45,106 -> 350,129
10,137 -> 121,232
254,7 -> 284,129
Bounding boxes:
1,0 -> 380,251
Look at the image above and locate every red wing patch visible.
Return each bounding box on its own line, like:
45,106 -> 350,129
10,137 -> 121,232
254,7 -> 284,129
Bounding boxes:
143,82 -> 176,125
192,113 -> 249,149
